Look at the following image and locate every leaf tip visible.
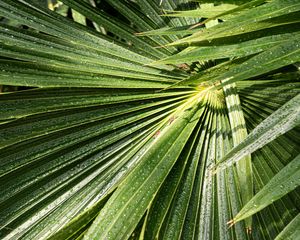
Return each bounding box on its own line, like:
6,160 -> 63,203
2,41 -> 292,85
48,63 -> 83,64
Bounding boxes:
134,31 -> 145,36
153,44 -> 170,49
189,22 -> 204,30
246,227 -> 252,235
227,219 -> 235,228
209,164 -> 218,175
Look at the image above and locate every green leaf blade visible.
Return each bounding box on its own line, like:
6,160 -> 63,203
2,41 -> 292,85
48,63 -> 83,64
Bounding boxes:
83,94 -> 206,240
231,154 -> 300,224
215,94 -> 300,172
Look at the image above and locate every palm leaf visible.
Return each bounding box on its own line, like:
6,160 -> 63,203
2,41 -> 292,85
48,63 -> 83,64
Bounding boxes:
0,1 -> 299,240
168,0 -> 300,46
274,214 -> 300,240
214,93 -> 300,172
229,153 -> 300,224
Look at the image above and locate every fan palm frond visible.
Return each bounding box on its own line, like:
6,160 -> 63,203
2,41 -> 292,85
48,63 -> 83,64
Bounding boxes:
0,0 -> 299,239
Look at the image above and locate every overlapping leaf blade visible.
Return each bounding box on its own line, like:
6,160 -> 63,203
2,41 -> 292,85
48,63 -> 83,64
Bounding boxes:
215,93 -> 300,172
275,214 -> 300,240
230,154 -> 300,224
169,0 -> 300,46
